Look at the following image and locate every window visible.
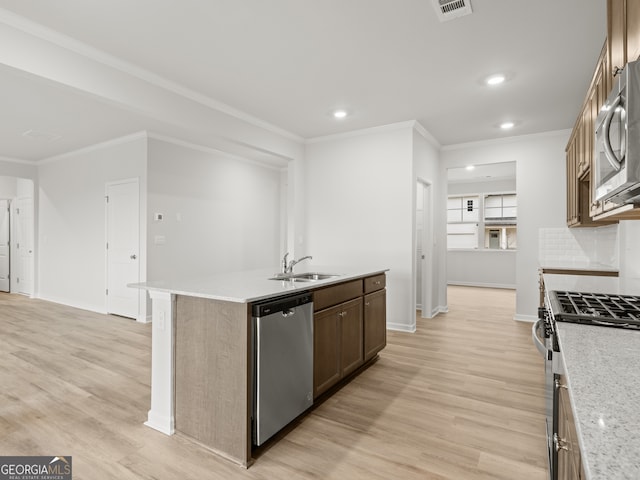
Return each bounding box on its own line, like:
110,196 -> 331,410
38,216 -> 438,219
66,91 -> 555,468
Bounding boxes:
447,195 -> 479,249
483,193 -> 517,249
447,192 -> 517,250
484,193 -> 517,221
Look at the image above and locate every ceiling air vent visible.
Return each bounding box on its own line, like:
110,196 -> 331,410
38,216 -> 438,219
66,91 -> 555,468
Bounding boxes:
432,0 -> 473,22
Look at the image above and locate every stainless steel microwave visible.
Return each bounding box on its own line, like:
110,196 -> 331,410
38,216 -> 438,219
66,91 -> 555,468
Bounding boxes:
594,60 -> 640,205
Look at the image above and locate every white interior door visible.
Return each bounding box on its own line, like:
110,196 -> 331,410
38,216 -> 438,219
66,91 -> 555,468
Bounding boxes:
0,200 -> 10,292
106,179 -> 140,319
13,197 -> 34,295
418,180 -> 433,319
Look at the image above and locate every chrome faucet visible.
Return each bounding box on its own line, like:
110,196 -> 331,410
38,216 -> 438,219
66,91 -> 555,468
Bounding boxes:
281,252 -> 313,274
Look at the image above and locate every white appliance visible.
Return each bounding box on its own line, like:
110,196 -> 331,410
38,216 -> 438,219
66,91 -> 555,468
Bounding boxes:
594,60 -> 640,205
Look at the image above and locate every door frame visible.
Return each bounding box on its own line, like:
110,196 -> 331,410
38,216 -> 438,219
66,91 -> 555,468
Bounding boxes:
415,178 -> 434,319
104,177 -> 145,322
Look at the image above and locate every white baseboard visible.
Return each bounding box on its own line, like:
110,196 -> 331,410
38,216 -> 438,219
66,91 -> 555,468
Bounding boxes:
145,410 -> 174,436
138,315 -> 152,324
36,294 -> 106,315
514,314 -> 537,323
387,321 -> 416,333
447,281 -> 516,290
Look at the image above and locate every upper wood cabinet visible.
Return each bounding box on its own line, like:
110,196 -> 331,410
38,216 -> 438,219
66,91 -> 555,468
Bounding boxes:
566,45 -> 615,227
608,0 -> 640,85
608,0 -> 626,84
566,10 -> 640,226
627,0 -> 640,62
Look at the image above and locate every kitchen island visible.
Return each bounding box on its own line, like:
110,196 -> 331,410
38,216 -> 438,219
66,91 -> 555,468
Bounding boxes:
131,266 -> 388,467
543,274 -> 640,480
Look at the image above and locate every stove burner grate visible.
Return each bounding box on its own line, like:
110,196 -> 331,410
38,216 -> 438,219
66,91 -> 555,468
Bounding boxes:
551,291 -> 640,329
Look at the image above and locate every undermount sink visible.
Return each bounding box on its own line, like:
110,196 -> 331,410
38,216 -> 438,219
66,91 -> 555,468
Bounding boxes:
269,272 -> 339,282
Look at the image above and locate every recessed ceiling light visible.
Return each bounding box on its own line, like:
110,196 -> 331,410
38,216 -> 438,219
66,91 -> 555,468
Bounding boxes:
500,121 -> 515,130
486,74 -> 506,86
333,109 -> 348,119
465,165 -> 475,171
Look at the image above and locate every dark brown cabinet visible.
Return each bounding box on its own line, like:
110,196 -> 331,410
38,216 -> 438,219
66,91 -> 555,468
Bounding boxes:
313,297 -> 363,398
557,375 -> 586,480
364,288 -> 386,362
312,273 -> 386,399
313,303 -> 341,397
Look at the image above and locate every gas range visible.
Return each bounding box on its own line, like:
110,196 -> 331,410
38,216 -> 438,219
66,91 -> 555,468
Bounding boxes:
548,290 -> 640,330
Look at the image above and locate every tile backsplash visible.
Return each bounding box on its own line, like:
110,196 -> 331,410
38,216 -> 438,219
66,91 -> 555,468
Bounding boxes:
539,225 -> 619,268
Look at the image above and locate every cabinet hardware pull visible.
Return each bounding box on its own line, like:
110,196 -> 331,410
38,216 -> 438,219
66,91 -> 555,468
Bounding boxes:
374,281 -> 381,285
554,433 -> 568,452
365,302 -> 370,307
555,379 -> 568,390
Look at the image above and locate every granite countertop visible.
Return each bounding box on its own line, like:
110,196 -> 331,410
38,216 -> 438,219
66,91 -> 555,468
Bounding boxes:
556,323 -> 640,480
130,266 -> 388,303
544,273 -> 640,480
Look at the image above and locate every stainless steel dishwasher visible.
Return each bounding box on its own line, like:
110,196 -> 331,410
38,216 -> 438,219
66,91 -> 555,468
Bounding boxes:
252,292 -> 313,446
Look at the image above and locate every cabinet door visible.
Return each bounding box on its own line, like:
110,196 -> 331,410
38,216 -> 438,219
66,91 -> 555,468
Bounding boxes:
557,376 -> 582,480
313,304 -> 342,398
364,289 -> 386,361
628,0 -> 640,62
608,0 -> 626,82
340,298 -> 364,377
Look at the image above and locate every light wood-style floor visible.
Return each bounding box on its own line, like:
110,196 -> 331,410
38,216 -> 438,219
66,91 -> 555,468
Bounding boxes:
0,286 -> 547,479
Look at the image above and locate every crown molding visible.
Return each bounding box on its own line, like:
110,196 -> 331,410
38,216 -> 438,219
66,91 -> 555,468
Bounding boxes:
38,132 -> 148,165
147,132 -> 288,171
0,8 -> 304,144
411,121 -> 441,149
0,155 -> 35,165
441,129 -> 572,151
305,120 -> 420,145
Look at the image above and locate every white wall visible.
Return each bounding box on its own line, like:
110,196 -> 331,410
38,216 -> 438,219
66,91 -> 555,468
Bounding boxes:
305,124 -> 416,331
37,135 -> 147,312
0,159 -> 38,181
0,176 -> 17,197
441,131 -> 569,321
146,138 -> 283,281
448,250 -> 517,288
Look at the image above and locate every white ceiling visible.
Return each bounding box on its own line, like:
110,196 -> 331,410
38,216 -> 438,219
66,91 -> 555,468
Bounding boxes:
0,0 -> 607,162
447,161 -> 516,183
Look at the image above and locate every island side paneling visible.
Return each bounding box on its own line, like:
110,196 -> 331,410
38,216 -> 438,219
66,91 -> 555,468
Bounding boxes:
174,295 -> 252,466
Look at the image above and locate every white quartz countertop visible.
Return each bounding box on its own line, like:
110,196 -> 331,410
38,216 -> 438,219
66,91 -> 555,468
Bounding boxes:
130,266 -> 388,303
544,273 -> 640,480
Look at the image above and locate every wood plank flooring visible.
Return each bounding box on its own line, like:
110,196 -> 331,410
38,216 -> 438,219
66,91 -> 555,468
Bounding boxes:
0,286 -> 547,479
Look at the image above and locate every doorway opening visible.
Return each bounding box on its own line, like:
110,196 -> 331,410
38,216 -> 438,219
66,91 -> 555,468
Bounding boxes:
0,176 -> 35,296
415,179 -> 433,318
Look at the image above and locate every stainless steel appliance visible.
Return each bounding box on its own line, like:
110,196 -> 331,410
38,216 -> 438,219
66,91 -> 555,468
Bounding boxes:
532,304 -> 561,480
594,60 -> 640,205
252,292 -> 313,446
534,289 -> 640,479
548,291 -> 640,329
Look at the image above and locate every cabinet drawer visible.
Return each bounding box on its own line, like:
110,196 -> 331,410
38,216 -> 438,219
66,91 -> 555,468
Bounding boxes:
313,280 -> 363,311
364,274 -> 385,294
